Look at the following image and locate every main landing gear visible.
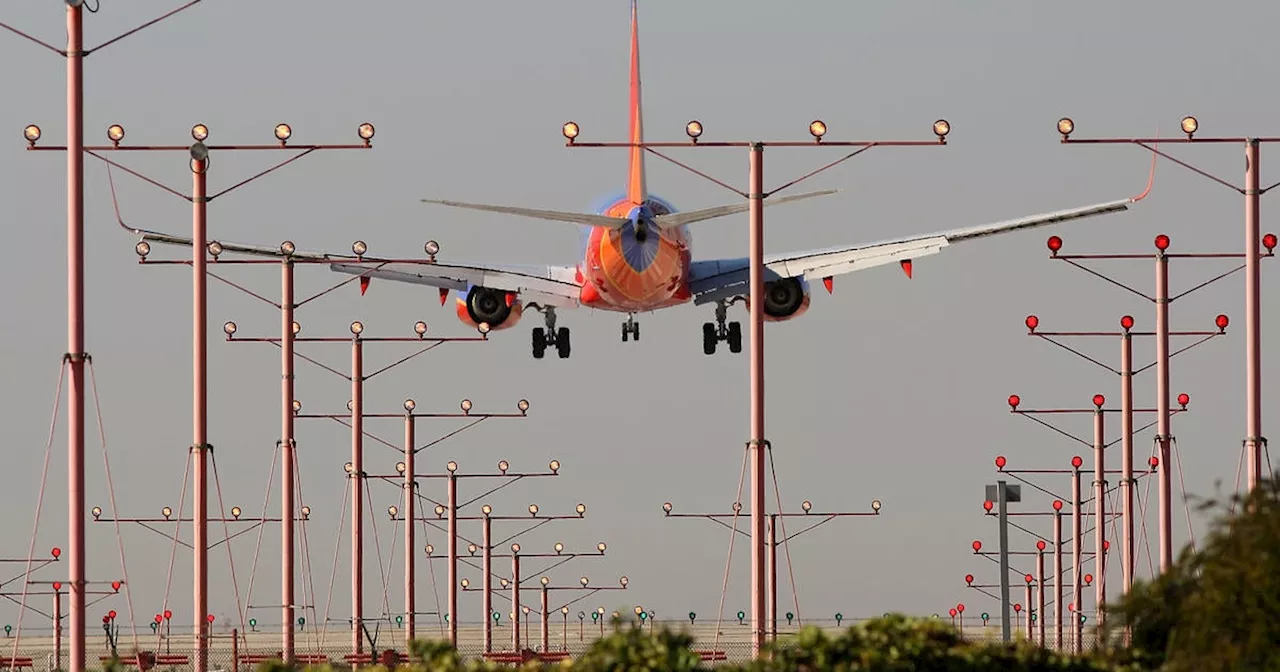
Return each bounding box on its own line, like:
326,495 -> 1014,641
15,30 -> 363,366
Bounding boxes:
703,300 -> 742,355
531,306 -> 570,359
621,314 -> 640,342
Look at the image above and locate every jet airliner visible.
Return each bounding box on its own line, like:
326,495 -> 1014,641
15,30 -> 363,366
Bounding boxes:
127,1 -> 1148,360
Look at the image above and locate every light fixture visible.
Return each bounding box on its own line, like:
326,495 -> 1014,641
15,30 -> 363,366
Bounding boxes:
207,241 -> 223,259
562,607 -> 570,616
576,503 -> 586,516
347,400 -> 354,412
548,459 -> 559,473
414,321 -> 428,336
468,544 -> 477,555
231,506 -> 241,519
461,579 -> 470,589
871,499 -> 882,513
477,322 -> 491,335
498,460 -> 509,473
685,120 -> 703,142
1181,115 -> 1198,138
518,399 -> 529,414
511,543 -> 520,554
662,502 -> 672,514
300,505 -> 310,519
351,240 -> 367,257
404,399 -> 416,412
92,506 -> 102,519
344,462 -> 354,474
135,241 -> 151,259
619,576 -> 628,587
223,321 -> 237,336
274,123 -> 292,143
528,503 -> 539,516
396,461 -> 406,474
1057,117 -> 1074,139
460,399 -> 472,413
447,460 -> 458,472
162,506 -> 173,519
107,124 -> 125,146
732,502 -> 742,513
424,240 -> 440,258
358,122 -> 375,142
292,321 -> 301,335
580,577 -> 589,587
291,399 -> 302,413
540,576 -> 550,586
434,504 -> 445,517
279,240 -> 296,256
350,321 -> 364,335
554,542 -> 563,554
23,124 -> 41,146
387,505 -> 398,518
191,124 -> 209,141
481,504 -> 492,516
424,544 -> 434,555
802,500 -> 812,513
189,142 -> 209,162
932,119 -> 950,140
809,120 -> 827,140
597,542 -> 607,553
562,121 -> 580,142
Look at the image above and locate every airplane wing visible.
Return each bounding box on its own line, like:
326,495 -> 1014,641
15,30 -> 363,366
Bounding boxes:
686,198 -> 1134,305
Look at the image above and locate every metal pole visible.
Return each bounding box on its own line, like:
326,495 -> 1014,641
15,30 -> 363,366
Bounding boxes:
281,261 -> 296,664
403,415 -> 415,647
1024,584 -> 1033,641
511,553 -> 521,652
1093,408 -> 1107,629
1036,546 -> 1046,646
1155,247 -> 1173,572
767,515 -> 777,641
747,142 -> 767,657
447,473 -> 458,646
192,154 -> 209,672
66,5 -> 86,671
1120,328 -> 1134,595
997,480 -> 1011,643
54,590 -> 62,671
1245,139 -> 1263,491
1071,469 -> 1082,654
482,517 -> 492,653
539,586 -> 549,653
351,338 -> 363,655
1054,508 -> 1063,650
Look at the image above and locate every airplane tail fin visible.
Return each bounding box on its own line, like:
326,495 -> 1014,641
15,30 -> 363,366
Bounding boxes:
625,0 -> 646,206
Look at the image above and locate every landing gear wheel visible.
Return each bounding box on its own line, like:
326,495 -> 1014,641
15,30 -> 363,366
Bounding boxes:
532,327 -> 547,359
622,316 -> 640,342
621,323 -> 628,342
702,322 -> 717,355
632,323 -> 639,341
556,327 -> 571,359
727,322 -> 743,354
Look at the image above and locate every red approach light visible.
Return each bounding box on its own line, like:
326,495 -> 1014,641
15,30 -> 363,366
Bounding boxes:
154,614 -> 162,624
956,603 -> 965,613
1036,540 -> 1047,551
1013,603 -> 1022,613
1149,456 -> 1160,469
1178,393 -> 1190,408
1068,603 -> 1074,612
1120,315 -> 1135,330
1071,455 -> 1083,469
52,582 -> 62,591
207,614 -> 215,624
108,610 -> 117,620
1053,500 -> 1064,511
111,581 -> 121,592
164,610 -> 173,621
1047,235 -> 1063,254
51,547 -> 61,559
965,574 -> 974,585
1154,234 -> 1170,251
1024,315 -> 1039,331
949,608 -> 957,617
1092,394 -> 1105,408
972,540 -> 983,552
995,455 -> 1008,469
983,500 -> 994,512
1007,395 -> 1020,410
1216,314 -> 1229,331
822,276 -> 833,294
1025,574 -> 1034,584
1265,233 -> 1278,252
1084,573 -> 1093,585
1103,540 -> 1111,551
102,616 -> 109,624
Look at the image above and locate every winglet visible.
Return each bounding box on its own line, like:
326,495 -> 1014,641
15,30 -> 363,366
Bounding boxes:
900,259 -> 913,279
1132,127 -> 1158,203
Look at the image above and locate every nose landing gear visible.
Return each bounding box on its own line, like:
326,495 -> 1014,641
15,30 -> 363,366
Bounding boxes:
621,314 -> 640,342
702,300 -> 742,355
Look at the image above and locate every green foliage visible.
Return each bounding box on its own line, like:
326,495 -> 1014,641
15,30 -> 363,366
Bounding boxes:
1104,474 -> 1280,671
572,622 -> 701,671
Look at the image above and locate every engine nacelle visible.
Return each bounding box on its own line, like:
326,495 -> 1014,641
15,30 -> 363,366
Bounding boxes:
742,277 -> 811,322
455,286 -> 523,330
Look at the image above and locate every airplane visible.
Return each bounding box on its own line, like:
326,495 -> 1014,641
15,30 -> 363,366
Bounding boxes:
123,1 -> 1150,361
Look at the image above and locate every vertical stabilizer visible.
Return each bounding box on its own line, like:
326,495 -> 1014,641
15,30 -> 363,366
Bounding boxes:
626,0 -> 647,206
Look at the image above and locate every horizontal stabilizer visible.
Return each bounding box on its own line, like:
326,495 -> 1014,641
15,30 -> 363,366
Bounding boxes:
651,189 -> 838,230
421,199 -> 630,229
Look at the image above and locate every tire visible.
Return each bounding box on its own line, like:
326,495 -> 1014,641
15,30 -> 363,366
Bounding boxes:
532,327 -> 546,359
557,327 -> 571,358
727,322 -> 743,354
633,323 -> 640,341
702,322 -> 717,355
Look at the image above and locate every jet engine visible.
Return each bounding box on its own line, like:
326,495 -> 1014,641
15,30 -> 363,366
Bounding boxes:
455,285 -> 523,330
743,277 -> 811,322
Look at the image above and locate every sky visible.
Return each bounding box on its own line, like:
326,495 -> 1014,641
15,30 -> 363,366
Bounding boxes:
2,0 -> 1280,638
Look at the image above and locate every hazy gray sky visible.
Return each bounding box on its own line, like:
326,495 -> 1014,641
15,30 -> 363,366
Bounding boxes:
2,0 -> 1279,636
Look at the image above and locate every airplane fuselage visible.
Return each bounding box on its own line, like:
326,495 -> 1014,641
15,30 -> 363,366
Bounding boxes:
577,193 -> 694,312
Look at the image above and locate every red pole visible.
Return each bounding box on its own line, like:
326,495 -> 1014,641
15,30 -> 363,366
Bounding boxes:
447,472 -> 458,646
231,628 -> 238,672
403,415 -> 415,647
747,142 -> 767,657
1071,467 -> 1082,654
351,338 -> 363,655
1053,508 -> 1063,650
767,515 -> 777,641
1036,546 -> 1045,646
192,152 -> 210,672
1024,584 -> 1033,641
1155,244 -> 1173,572
1245,139 -> 1263,491
511,553 -> 521,652
482,516 -> 492,653
539,585 -> 549,652
65,4 -> 86,671
1093,407 -> 1106,629
1120,326 -> 1135,595
281,261 -> 296,664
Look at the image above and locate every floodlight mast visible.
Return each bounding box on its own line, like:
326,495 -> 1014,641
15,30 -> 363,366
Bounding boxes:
1057,118 -> 1280,495
566,118 -> 946,657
